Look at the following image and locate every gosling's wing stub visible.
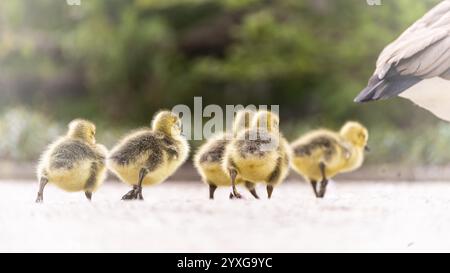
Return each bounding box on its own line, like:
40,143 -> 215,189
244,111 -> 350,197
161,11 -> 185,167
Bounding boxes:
110,132 -> 163,166
293,135 -> 338,162
199,139 -> 229,164
50,140 -> 98,169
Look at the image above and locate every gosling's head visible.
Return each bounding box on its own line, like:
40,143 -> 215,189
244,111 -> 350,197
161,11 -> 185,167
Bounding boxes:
152,110 -> 182,137
67,119 -> 97,145
253,110 -> 280,133
232,109 -> 255,135
339,121 -> 369,150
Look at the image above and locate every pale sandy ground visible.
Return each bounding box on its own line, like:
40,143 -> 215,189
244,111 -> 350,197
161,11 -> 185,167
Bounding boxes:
1,180 -> 450,253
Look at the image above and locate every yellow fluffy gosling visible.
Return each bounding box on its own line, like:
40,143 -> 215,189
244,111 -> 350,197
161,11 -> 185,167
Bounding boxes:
223,110 -> 291,199
36,119 -> 108,203
290,121 -> 369,198
108,110 -> 189,200
194,109 -> 256,199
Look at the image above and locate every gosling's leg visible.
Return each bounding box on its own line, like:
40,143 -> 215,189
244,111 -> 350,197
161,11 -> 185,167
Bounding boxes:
135,168 -> 148,200
122,168 -> 148,201
266,158 -> 282,200
85,192 -> 92,201
318,162 -> 329,198
229,168 -> 242,199
35,177 -> 48,203
209,183 -> 217,200
245,181 -> 259,199
319,180 -> 329,198
310,180 -> 320,198
267,184 -> 274,199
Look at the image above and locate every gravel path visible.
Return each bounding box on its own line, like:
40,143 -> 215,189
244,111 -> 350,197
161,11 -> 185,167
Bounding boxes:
1,180 -> 450,252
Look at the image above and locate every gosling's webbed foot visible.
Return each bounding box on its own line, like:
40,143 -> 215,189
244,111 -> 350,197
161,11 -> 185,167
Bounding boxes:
229,192 -> 243,199
85,192 -> 93,201
35,177 -> 48,204
122,188 -> 138,200
249,189 -> 260,199
35,195 -> 43,203
121,186 -> 144,201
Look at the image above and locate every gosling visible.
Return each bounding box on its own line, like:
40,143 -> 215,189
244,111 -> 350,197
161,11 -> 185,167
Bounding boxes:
223,110 -> 291,199
194,109 -> 257,199
108,110 -> 189,200
290,121 -> 369,198
36,119 -> 108,203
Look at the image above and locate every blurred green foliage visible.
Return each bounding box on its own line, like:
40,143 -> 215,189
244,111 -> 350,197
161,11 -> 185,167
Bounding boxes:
0,0 -> 448,165
0,108 -> 61,161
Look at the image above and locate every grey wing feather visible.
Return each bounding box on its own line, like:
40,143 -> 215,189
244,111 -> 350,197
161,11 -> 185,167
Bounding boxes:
376,1 -> 450,79
355,1 -> 450,102
377,29 -> 450,79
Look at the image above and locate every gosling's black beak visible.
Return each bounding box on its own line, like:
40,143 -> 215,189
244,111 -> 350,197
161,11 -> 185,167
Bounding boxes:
364,146 -> 370,152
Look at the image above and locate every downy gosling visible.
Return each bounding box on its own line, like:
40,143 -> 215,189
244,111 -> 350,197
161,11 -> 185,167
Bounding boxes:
36,119 -> 108,203
290,121 -> 369,198
223,110 -> 291,199
194,109 -> 257,199
108,110 -> 189,200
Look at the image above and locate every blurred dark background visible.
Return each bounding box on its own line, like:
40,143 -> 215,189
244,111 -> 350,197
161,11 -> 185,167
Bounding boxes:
0,0 -> 448,172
